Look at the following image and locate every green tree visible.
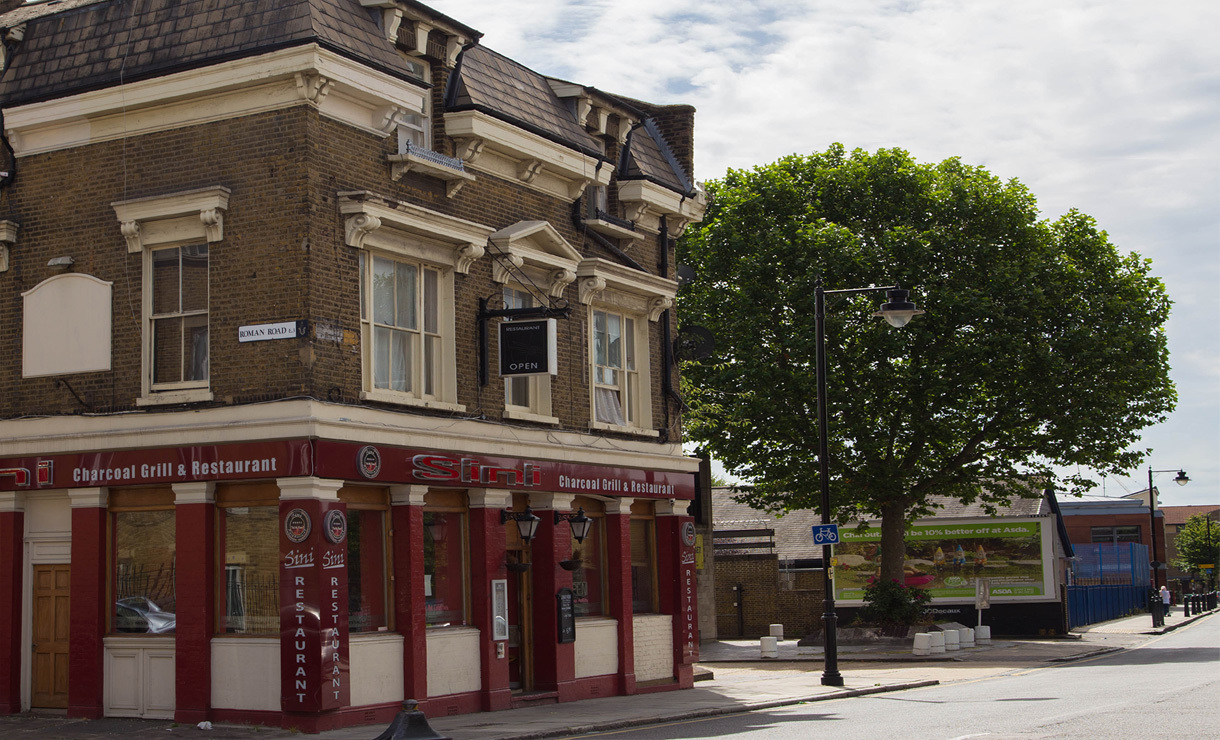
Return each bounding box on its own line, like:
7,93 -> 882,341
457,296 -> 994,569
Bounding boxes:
678,145 -> 1176,583
1172,514 -> 1220,581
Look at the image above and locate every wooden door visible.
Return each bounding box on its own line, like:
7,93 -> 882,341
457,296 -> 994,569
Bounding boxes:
506,548 -> 534,691
32,564 -> 71,708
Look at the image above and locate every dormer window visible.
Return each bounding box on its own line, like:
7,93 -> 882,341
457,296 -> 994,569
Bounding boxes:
398,112 -> 429,153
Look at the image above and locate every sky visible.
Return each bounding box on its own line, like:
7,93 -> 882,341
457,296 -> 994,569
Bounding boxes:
435,0 -> 1220,507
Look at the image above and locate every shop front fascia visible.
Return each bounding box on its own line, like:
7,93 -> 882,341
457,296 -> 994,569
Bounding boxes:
0,437 -> 697,730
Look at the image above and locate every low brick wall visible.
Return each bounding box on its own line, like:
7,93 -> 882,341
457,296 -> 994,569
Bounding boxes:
715,555 -> 824,638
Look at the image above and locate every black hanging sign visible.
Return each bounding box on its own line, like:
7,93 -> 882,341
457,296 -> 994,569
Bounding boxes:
499,319 -> 557,377
556,587 -> 576,644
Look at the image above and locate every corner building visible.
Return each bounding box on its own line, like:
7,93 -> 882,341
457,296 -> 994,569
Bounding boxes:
0,0 -> 705,731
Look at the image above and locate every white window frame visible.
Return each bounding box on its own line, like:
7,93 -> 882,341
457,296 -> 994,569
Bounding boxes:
340,193 -> 495,412
591,307 -> 642,429
502,285 -> 556,423
112,186 -> 229,406
576,258 -> 676,436
360,251 -> 451,404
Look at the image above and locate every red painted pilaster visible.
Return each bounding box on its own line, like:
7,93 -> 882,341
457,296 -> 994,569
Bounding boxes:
468,500 -> 510,711
68,500 -> 107,719
530,510 -> 575,697
391,491 -> 427,703
656,512 -> 696,688
174,485 -> 215,724
604,509 -> 635,695
0,505 -> 23,714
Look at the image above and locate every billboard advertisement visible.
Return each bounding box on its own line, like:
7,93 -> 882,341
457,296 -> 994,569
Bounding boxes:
833,518 -> 1054,604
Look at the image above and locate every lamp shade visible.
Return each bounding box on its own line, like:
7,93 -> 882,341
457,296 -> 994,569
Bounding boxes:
1174,471 -> 1190,486
568,508 -> 592,544
873,287 -> 925,328
516,507 -> 541,543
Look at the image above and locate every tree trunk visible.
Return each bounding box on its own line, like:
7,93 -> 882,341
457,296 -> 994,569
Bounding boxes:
878,502 -> 908,585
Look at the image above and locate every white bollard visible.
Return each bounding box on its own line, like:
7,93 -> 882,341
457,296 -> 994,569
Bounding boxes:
760,636 -> 778,658
944,630 -> 960,651
976,625 -> 991,644
912,633 -> 932,656
769,623 -> 784,641
929,631 -> 946,654
960,628 -> 975,648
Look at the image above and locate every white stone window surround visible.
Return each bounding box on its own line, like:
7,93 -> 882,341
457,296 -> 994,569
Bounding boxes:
488,222 -> 580,425
577,259 -> 676,437
340,192 -> 495,412
112,186 -> 229,406
444,109 -> 613,202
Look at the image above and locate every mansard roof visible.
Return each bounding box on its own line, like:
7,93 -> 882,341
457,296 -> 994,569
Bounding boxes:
444,44 -> 604,159
0,0 -> 417,106
618,117 -> 694,196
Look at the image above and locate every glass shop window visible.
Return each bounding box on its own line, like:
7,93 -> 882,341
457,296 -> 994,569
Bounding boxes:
570,502 -> 606,617
340,488 -> 391,633
630,513 -> 658,614
424,501 -> 468,627
111,489 -> 176,634
217,485 -> 280,635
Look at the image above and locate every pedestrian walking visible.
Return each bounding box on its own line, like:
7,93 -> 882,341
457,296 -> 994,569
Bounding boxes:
1160,585 -> 1171,616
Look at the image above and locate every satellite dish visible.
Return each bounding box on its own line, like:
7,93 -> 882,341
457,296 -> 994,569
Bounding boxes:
673,325 -> 715,361
676,264 -> 697,287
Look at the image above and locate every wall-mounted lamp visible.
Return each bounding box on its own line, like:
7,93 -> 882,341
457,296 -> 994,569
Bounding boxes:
501,506 -> 541,545
554,507 -> 592,544
426,515 -> 446,543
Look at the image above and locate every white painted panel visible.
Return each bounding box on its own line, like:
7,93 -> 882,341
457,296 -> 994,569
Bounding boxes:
104,649 -> 142,716
632,614 -> 673,683
24,493 -> 70,537
574,618 -> 618,679
211,638 -> 280,711
426,627 -> 481,697
144,650 -> 177,718
349,633 -> 404,706
22,274 -> 113,377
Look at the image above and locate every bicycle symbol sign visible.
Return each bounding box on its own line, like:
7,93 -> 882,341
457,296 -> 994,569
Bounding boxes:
811,524 -> 840,545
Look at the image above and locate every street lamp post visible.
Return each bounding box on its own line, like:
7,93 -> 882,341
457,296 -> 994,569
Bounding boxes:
1146,467 -> 1188,590
814,280 -> 924,687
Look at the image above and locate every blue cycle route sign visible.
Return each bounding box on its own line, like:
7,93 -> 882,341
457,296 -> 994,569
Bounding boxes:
811,524 -> 839,545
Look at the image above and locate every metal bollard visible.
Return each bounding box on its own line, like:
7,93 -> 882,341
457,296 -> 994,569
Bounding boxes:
371,700 -> 451,740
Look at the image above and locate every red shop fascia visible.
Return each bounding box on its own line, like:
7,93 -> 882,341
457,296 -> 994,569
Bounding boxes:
0,439 -> 696,499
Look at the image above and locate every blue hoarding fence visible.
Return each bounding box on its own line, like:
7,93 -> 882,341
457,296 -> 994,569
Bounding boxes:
1066,542 -> 1151,628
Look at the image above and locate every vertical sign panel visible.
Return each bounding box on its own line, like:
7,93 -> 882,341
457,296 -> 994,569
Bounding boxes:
679,520 -> 698,663
280,501 -> 350,713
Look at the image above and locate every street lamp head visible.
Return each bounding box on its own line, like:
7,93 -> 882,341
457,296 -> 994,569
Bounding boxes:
1174,470 -> 1189,486
873,286 -> 925,328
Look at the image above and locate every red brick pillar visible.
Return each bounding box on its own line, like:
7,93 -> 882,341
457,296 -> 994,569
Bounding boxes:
468,489 -> 511,711
390,485 -> 428,704
655,500 -> 695,688
0,493 -> 23,714
604,498 -> 635,695
528,493 -> 575,699
68,488 -> 108,719
173,482 -> 215,724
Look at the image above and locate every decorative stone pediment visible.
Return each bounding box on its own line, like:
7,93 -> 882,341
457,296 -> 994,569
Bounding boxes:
575,258 -> 678,321
338,191 -> 494,274
445,110 -> 612,202
488,221 -> 580,297
112,186 -> 230,252
616,180 -> 707,236
0,220 -> 16,272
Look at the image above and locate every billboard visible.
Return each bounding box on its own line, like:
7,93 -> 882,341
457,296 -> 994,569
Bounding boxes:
833,518 -> 1054,604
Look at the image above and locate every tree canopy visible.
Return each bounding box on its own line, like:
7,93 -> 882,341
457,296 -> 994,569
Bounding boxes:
678,145 -> 1176,581
1172,514 -> 1220,582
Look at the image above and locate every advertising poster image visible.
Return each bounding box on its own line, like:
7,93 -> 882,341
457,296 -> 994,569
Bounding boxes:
835,520 -> 1048,603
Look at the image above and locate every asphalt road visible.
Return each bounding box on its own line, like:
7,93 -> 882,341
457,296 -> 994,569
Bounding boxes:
569,614 -> 1220,740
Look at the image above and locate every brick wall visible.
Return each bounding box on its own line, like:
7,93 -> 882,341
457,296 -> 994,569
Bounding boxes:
715,555 -> 824,639
631,613 -> 673,683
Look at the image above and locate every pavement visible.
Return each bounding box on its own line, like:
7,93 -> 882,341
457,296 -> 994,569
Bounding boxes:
1,608 -> 1212,740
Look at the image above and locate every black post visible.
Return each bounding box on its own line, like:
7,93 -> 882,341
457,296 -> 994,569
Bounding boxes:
814,281 -> 843,687
1148,467 -> 1160,591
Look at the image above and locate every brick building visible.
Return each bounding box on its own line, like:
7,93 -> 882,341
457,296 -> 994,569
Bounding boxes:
1058,491 -> 1168,587
0,0 -> 705,732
